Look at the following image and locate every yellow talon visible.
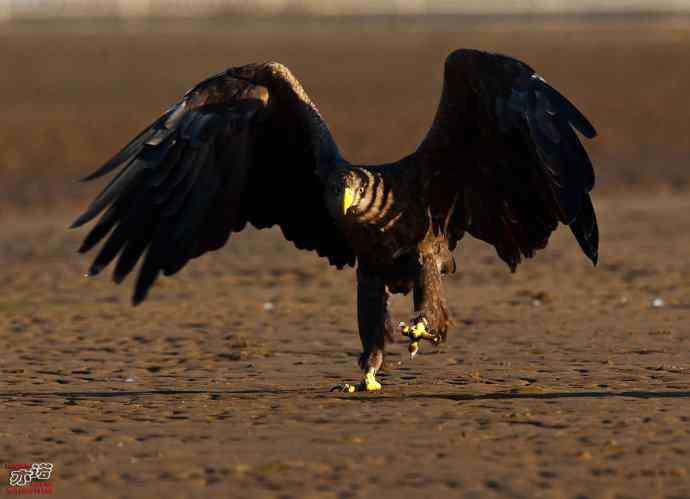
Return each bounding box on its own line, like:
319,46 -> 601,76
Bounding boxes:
333,368 -> 382,393
363,369 -> 382,391
400,320 -> 430,339
400,318 -> 441,358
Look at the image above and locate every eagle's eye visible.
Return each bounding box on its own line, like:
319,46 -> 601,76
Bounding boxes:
358,187 -> 365,195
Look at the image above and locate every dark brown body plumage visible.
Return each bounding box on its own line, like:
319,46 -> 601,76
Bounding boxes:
72,50 -> 598,390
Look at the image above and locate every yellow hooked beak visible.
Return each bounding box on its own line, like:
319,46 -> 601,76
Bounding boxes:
342,187 -> 355,215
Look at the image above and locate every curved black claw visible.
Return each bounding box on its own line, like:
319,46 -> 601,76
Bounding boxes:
330,383 -> 359,393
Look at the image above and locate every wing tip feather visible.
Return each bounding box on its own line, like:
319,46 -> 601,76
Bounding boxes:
70,210 -> 99,230
131,284 -> 150,306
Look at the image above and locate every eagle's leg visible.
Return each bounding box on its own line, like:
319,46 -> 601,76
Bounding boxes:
401,250 -> 450,358
334,266 -> 392,392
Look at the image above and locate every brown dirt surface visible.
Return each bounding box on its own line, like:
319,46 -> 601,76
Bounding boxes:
1,19 -> 690,499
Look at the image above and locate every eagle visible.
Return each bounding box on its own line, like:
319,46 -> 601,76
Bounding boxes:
72,49 -> 598,392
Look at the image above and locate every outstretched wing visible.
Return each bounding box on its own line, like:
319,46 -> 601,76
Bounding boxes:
72,62 -> 355,304
417,49 -> 598,270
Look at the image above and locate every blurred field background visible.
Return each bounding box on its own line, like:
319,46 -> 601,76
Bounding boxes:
1,7 -> 690,214
4,0 -> 690,18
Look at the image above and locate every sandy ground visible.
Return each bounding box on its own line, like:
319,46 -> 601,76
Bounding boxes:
1,19 -> 690,499
1,194 -> 689,499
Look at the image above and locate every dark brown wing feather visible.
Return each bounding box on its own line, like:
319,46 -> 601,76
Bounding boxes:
72,63 -> 355,304
417,49 -> 598,270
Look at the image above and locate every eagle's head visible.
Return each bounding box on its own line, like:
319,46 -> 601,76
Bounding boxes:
325,168 -> 370,220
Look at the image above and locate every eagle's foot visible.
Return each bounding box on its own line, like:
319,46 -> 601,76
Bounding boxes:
400,316 -> 442,358
331,368 -> 382,393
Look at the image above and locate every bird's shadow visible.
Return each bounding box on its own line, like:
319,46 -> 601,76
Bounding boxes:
1,388 -> 689,402
0,388 -> 296,400
333,389 -> 690,402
